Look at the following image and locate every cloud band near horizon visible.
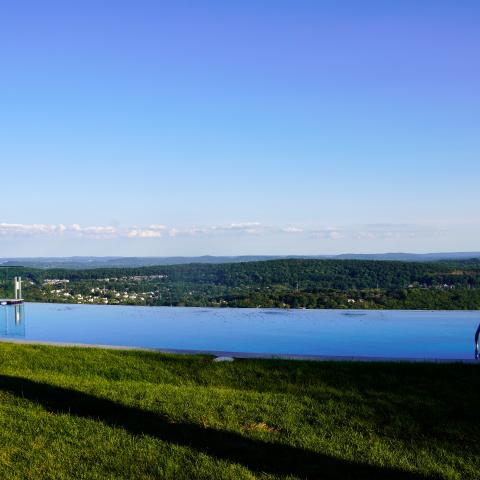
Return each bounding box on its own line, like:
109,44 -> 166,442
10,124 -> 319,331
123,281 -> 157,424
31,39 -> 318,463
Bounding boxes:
0,221 -> 457,241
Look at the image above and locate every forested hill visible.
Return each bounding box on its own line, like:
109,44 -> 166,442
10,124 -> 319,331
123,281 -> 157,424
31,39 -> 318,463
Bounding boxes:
4,258 -> 480,288
1,252 -> 480,269
3,259 -> 480,309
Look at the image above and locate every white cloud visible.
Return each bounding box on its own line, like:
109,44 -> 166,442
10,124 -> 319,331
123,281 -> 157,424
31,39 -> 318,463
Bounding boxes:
328,231 -> 343,240
71,224 -> 118,238
209,222 -> 262,234
282,226 -> 304,233
0,223 -> 64,236
0,221 -> 457,243
126,229 -> 163,238
311,227 -> 344,240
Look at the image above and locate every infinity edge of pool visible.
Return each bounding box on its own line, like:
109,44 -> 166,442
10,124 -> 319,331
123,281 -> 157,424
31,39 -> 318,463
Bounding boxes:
0,337 -> 478,363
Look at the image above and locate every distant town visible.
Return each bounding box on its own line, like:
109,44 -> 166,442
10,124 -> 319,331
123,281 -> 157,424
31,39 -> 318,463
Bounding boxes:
40,275 -> 167,305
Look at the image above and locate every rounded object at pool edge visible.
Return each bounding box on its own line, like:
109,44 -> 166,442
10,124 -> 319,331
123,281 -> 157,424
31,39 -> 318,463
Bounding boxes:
214,356 -> 235,362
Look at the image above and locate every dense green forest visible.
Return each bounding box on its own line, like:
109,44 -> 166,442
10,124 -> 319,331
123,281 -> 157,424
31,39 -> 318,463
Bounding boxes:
1,258 -> 480,309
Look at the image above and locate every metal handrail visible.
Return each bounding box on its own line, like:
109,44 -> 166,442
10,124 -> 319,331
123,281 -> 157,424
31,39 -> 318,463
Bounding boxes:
475,323 -> 480,360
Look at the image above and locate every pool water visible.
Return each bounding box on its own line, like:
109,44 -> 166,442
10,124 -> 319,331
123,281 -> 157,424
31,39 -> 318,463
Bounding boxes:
1,303 -> 479,360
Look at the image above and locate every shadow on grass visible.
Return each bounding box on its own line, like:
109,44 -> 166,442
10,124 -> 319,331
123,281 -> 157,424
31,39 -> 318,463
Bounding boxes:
0,375 -> 431,479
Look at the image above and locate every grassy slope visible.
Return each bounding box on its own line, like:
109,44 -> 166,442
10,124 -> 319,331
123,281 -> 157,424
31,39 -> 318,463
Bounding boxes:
0,344 -> 477,479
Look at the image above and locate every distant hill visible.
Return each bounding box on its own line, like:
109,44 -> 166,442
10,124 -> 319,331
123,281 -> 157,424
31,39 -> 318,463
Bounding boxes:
332,252 -> 480,261
1,252 -> 480,269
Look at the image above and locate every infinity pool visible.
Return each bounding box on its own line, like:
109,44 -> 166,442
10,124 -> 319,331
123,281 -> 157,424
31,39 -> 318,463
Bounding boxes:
1,303 -> 478,360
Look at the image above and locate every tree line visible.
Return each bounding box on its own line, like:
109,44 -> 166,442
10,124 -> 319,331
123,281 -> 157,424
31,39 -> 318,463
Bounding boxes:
1,258 -> 479,309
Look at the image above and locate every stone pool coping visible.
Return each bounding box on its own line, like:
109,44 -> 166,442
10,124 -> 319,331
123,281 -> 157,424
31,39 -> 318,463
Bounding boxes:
0,338 -> 478,363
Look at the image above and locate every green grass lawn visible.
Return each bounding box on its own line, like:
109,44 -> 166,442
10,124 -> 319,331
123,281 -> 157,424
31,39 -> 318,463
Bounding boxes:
0,344 -> 477,479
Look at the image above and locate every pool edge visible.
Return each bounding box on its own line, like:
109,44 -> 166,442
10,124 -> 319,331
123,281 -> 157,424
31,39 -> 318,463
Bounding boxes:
0,338 -> 477,363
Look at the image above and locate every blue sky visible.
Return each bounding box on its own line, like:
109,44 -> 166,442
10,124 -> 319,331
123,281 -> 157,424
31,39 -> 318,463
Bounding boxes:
0,0 -> 479,256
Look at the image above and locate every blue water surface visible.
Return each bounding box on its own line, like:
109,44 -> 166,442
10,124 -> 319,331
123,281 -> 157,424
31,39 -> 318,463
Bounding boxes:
0,303 -> 478,359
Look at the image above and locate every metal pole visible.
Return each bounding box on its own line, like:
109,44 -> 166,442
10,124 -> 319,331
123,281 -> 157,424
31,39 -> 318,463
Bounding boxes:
475,323 -> 480,360
12,277 -> 22,300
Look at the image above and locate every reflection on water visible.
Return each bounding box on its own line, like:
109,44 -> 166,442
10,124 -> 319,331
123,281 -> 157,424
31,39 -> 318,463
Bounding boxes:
0,304 -> 25,338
